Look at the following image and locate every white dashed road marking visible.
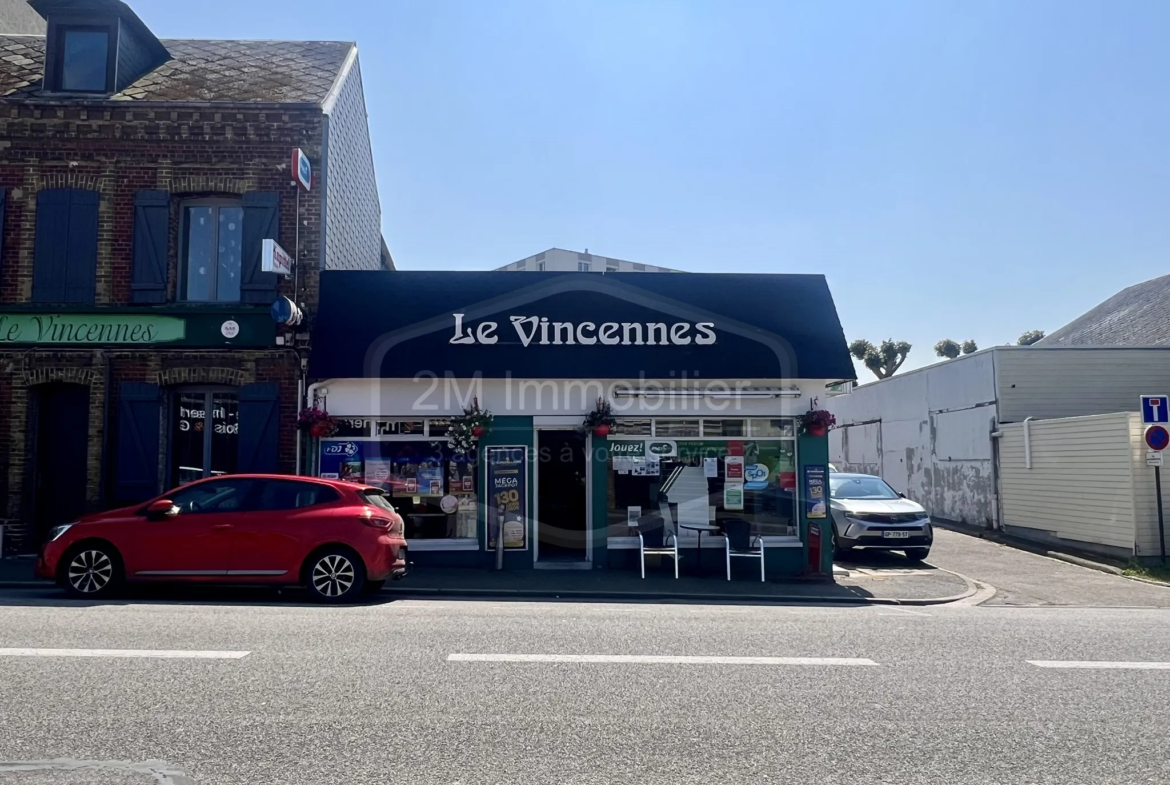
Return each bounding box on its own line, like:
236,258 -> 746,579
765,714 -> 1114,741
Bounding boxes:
1028,660 -> 1170,670
0,648 -> 250,659
449,653 -> 878,666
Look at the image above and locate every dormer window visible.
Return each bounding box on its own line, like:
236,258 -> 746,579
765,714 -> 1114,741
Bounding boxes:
57,26 -> 112,92
31,0 -> 170,97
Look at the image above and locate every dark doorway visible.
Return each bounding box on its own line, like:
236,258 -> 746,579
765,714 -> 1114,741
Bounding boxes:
536,429 -> 588,562
33,382 -> 90,541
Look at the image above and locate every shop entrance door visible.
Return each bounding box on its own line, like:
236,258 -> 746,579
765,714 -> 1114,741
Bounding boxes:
535,429 -> 590,566
33,383 -> 90,543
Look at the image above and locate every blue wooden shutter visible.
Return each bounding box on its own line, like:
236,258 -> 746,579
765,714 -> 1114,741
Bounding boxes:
131,190 -> 170,304
33,188 -> 98,304
115,382 -> 162,503
240,191 -> 279,305
238,383 -> 280,473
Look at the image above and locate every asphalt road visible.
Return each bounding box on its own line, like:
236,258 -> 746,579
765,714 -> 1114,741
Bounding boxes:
3,589 -> 1170,784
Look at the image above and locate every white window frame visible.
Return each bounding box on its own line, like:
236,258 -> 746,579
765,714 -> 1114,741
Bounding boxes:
178,197 -> 244,303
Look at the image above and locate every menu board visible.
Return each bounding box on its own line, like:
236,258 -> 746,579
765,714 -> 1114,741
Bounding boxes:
486,446 -> 528,551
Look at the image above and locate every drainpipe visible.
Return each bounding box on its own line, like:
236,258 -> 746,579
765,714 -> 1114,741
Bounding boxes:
295,377 -> 304,476
98,350 -> 111,511
1023,417 -> 1034,470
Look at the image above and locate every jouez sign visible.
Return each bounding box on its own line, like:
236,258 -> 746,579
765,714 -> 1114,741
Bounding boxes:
449,313 -> 717,347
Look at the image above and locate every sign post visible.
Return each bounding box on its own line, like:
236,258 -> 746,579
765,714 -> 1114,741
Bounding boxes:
1142,397 -> 1170,562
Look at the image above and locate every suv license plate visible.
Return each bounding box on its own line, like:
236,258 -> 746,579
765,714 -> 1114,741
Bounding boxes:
882,531 -> 911,539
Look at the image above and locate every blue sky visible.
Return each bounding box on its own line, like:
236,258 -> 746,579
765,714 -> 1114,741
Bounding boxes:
133,0 -> 1170,376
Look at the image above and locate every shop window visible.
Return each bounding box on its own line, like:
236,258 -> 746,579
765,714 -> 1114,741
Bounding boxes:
750,418 -> 795,437
376,419 -> 425,436
171,390 -> 239,486
606,439 -> 797,540
702,419 -> 745,437
333,418 -> 372,438
606,260 -> 619,272
654,419 -> 700,437
318,439 -> 477,540
179,199 -> 244,302
428,419 -> 453,438
577,261 -> 591,272
612,419 -> 651,436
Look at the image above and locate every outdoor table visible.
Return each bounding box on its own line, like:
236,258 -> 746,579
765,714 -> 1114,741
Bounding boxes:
678,523 -> 722,573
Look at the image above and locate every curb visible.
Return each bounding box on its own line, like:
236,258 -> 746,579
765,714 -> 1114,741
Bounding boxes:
380,584 -> 978,606
0,581 -> 47,589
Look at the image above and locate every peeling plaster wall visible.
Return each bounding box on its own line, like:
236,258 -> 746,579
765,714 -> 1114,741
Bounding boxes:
828,351 -> 999,527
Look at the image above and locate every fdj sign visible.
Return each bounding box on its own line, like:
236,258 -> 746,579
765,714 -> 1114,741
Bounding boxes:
646,440 -> 677,458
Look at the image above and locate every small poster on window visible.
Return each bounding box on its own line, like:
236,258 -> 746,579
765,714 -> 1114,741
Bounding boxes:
723,483 -> 744,511
365,460 -> 392,484
627,505 -> 642,526
725,455 -> 744,481
462,475 -> 473,491
704,457 -> 718,478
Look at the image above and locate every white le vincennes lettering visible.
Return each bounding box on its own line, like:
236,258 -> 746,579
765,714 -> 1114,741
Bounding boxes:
449,314 -> 717,347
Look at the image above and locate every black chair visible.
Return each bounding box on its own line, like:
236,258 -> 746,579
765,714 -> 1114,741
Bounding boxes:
723,518 -> 765,582
637,514 -> 680,579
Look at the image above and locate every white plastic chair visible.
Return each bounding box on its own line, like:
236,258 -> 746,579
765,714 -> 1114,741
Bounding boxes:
723,518 -> 765,582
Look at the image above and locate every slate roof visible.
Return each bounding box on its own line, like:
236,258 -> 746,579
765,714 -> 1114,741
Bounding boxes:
0,35 -> 353,104
1039,273 -> 1170,347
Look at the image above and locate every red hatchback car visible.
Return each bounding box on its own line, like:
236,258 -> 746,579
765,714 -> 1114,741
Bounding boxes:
36,474 -> 408,602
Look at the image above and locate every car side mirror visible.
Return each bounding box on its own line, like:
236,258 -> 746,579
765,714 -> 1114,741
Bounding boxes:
146,499 -> 177,520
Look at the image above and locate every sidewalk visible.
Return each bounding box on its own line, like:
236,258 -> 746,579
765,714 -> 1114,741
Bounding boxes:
0,555 -> 38,585
0,555 -> 974,604
382,564 -> 973,605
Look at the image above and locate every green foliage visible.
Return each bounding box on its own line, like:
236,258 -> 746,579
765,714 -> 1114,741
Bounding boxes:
934,339 -> 960,360
961,340 -> 978,355
1017,330 -> 1045,346
849,338 -> 912,379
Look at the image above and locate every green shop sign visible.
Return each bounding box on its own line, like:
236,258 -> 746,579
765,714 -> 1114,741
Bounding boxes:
0,311 -> 276,347
0,314 -> 185,344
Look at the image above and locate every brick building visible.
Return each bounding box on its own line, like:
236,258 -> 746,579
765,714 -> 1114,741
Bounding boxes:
0,0 -> 387,553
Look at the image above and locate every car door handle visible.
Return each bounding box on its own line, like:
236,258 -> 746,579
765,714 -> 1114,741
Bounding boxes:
212,524 -> 233,530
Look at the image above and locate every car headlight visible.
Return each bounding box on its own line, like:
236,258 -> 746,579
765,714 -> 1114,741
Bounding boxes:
47,523 -> 76,542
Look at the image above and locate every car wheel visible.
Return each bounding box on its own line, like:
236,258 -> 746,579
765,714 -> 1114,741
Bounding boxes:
305,548 -> 366,603
904,547 -> 930,562
362,579 -> 386,596
61,544 -> 123,599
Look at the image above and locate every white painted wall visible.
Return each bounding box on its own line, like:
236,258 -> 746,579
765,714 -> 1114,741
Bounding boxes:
999,413 -> 1137,558
827,351 -> 998,526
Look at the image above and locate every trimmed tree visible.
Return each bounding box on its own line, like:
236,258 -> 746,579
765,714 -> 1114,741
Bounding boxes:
935,339 -> 978,360
1017,330 -> 1045,346
849,338 -> 912,379
934,339 -> 961,360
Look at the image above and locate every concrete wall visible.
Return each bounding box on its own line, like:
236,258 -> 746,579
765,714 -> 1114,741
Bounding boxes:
828,351 -> 998,526
999,413 -> 1137,559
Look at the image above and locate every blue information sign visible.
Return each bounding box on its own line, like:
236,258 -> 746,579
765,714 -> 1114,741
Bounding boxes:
1142,395 -> 1170,424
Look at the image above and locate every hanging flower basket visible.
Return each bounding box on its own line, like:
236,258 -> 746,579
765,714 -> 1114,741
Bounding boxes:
449,397 -> 494,454
799,409 -> 836,437
298,406 -> 338,438
582,397 -> 616,437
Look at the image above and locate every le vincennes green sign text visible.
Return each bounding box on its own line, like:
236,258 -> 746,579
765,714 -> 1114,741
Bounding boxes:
0,314 -> 185,345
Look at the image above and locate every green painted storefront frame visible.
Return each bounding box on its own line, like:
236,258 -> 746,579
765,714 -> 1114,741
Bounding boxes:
405,419 -> 831,579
